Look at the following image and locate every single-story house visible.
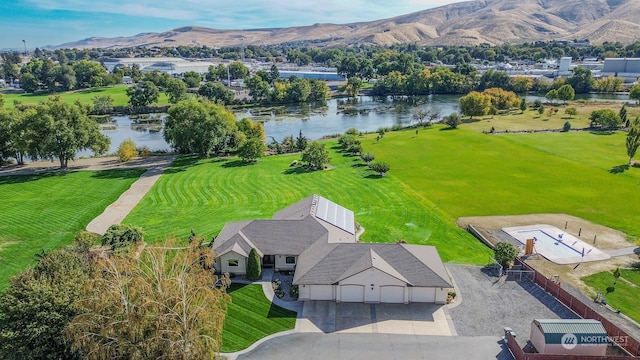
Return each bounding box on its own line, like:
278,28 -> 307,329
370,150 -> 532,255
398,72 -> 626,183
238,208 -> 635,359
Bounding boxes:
212,195 -> 453,304
530,319 -> 608,356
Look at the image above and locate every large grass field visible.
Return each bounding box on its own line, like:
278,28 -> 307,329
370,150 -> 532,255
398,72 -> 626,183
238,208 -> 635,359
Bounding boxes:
1,85 -> 170,109
0,169 -> 144,289
125,148 -> 492,265
582,268 -> 640,323
221,284 -> 296,353
364,126 -> 640,240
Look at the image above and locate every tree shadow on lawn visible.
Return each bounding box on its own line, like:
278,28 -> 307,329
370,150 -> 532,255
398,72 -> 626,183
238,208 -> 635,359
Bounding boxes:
439,127 -> 458,131
90,168 -> 146,179
162,155 -> 199,174
0,171 -> 66,185
282,166 -> 317,175
221,160 -> 255,168
590,130 -> 615,136
609,164 -> 630,174
364,173 -> 385,179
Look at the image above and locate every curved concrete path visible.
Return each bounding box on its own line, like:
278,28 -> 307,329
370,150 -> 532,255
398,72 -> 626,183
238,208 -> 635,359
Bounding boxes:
86,155 -> 176,235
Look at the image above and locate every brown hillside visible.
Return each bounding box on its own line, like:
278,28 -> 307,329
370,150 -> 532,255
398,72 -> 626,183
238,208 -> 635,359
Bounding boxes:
51,0 -> 640,49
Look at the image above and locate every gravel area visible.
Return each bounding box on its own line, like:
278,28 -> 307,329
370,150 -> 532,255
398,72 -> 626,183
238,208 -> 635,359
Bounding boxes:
271,270 -> 296,302
446,264 -> 578,347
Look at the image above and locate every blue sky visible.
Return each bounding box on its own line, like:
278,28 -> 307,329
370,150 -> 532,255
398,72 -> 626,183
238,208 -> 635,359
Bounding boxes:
0,0 -> 462,49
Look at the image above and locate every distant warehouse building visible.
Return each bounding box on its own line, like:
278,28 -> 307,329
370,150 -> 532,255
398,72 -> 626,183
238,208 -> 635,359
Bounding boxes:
103,57 -> 218,76
602,58 -> 640,83
278,70 -> 346,81
530,319 -> 608,356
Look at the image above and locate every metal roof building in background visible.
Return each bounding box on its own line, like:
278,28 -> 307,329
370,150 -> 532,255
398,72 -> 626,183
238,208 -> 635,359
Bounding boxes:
530,319 -> 608,356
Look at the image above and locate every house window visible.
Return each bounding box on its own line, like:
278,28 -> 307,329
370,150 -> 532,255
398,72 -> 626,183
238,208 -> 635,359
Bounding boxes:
285,256 -> 296,264
228,259 -> 239,267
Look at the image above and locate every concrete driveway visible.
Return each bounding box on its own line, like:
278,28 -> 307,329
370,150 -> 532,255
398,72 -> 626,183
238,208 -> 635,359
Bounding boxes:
236,333 -> 514,360
297,301 -> 453,336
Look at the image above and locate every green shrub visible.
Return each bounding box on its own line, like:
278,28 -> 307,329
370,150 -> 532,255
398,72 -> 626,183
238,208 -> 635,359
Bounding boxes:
117,138 -> 138,162
246,248 -> 262,281
289,284 -> 299,299
562,121 -> 571,132
101,224 -> 144,251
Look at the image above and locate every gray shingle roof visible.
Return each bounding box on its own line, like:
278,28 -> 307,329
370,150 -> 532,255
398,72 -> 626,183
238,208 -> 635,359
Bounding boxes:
213,195 -> 452,290
293,243 -> 452,288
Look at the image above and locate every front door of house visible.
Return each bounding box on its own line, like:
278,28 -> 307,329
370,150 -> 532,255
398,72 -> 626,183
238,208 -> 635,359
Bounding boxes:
263,255 -> 275,268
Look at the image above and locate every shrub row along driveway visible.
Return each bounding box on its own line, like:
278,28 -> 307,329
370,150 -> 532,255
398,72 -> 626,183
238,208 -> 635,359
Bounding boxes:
446,264 -> 578,346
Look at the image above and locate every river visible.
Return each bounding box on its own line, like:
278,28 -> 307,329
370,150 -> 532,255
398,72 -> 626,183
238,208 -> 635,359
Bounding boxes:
94,93 -> 631,154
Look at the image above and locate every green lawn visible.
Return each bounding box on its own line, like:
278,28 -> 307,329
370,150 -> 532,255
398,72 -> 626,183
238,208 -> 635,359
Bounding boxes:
0,169 -> 144,289
125,149 -> 492,265
221,284 -> 296,353
582,269 -> 640,323
365,126 -> 640,240
2,85 -> 169,109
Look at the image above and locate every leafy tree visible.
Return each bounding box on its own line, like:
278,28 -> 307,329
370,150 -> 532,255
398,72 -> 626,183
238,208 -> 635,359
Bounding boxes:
538,105 -> 545,116
182,71 -> 202,88
309,79 -> 330,101
557,84 -> 575,104
101,224 -> 144,251
198,82 -> 234,104
142,70 -> 172,89
165,78 -> 188,104
494,242 -> 518,270
19,72 -> 39,93
460,92 -> 490,119
55,65 -> 76,91
245,75 -> 270,102
0,93 -> 4,108
338,134 -> 362,155
444,112 -> 462,129
0,241 -> 92,360
545,89 -> 558,103
361,152 -> 375,164
127,81 -> 160,109
511,76 -> 533,93
630,84 -> 640,105
590,109 -> 621,129
164,100 -> 238,157
483,88 -> 520,110
117,138 -> 138,162
206,64 -> 226,82
238,138 -> 266,162
619,105 -> 628,126
26,97 -> 109,168
565,107 -> 578,118
0,109 -> 29,164
627,117 -> 640,165
344,77 -> 363,97
296,130 -> 308,151
369,161 -> 390,176
228,61 -> 249,80
246,248 -> 262,280
478,70 -> 511,91
67,241 -> 229,359
519,98 -> 527,114
72,60 -> 106,88
268,64 -> 280,83
91,95 -> 114,115
567,67 -> 594,94
301,142 -> 330,169
237,118 -> 266,142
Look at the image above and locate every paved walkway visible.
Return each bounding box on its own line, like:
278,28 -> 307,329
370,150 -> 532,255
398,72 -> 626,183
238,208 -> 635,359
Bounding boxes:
604,246 -> 640,258
85,156 -> 176,235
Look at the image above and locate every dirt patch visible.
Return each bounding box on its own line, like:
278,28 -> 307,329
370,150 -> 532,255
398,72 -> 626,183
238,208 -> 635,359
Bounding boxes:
457,214 -> 639,297
458,214 -> 631,250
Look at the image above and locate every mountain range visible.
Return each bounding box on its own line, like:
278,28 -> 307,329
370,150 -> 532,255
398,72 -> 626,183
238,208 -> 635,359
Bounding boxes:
51,0 -> 640,49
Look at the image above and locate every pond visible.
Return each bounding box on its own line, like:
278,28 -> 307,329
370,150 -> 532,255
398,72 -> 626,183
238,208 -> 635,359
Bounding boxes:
92,92 -> 631,154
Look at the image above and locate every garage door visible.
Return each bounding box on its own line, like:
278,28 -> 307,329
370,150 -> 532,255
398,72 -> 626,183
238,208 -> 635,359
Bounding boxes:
340,285 -> 364,302
411,287 -> 436,303
310,285 -> 334,300
380,286 -> 405,303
